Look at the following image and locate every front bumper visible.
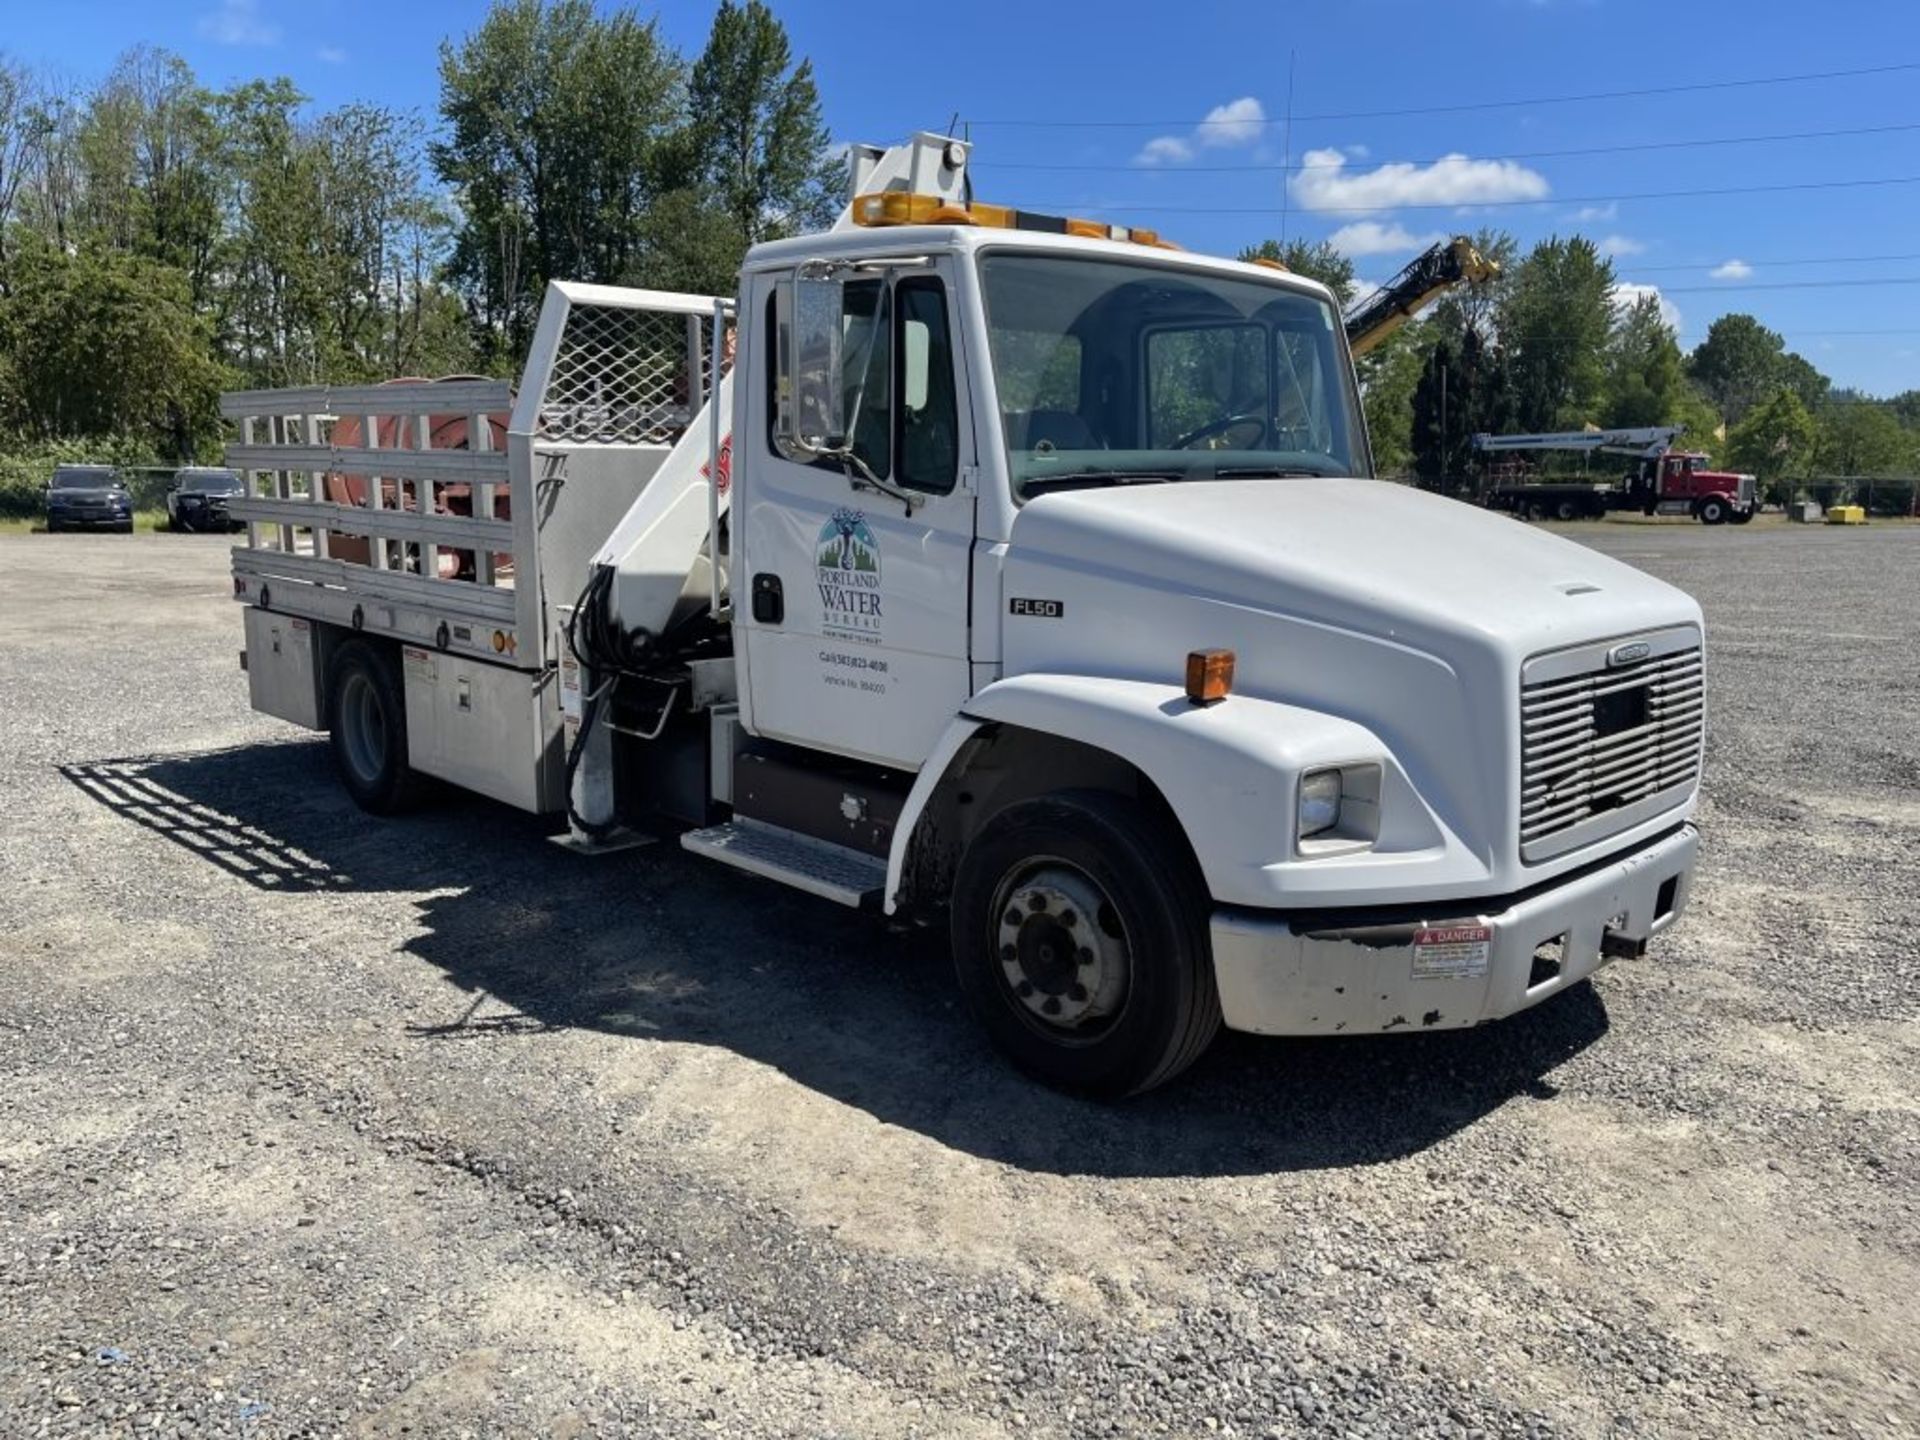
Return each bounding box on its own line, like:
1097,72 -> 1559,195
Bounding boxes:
50,510 -> 132,529
1211,824 -> 1698,1035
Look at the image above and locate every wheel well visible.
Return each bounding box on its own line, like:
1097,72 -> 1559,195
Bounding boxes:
897,723 -> 1203,919
318,625 -> 395,726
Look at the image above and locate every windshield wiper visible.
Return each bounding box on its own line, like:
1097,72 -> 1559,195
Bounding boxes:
1019,469 -> 1180,497
1212,464 -> 1341,479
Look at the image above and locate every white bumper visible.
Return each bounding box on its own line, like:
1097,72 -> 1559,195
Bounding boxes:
1211,825 -> 1699,1036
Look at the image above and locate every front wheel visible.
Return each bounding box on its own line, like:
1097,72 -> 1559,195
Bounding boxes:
1697,497 -> 1728,525
326,639 -> 425,815
1554,498 -> 1579,522
949,790 -> 1221,1097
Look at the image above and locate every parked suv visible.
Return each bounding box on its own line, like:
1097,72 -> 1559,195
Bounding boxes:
46,465 -> 133,533
166,467 -> 247,533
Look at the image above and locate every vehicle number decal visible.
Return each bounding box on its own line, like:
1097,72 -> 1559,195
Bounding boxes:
1412,924 -> 1492,980
1009,597 -> 1064,618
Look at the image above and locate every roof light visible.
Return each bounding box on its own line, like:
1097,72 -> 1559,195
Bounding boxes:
850,193 -> 1178,250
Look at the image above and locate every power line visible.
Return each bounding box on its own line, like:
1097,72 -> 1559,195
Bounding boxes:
966,61 -> 1920,129
1625,252 -> 1920,274
980,120 -> 1920,173
1009,172 -> 1920,215
1648,276 -> 1920,294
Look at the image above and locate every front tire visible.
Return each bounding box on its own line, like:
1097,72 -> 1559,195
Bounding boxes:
949,790 -> 1221,1097
1554,498 -> 1579,521
326,640 -> 425,815
1697,497 -> 1728,525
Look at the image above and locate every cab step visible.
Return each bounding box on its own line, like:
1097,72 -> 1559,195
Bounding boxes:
679,818 -> 887,908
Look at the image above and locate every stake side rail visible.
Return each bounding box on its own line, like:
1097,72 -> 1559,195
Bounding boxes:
221,379 -> 542,670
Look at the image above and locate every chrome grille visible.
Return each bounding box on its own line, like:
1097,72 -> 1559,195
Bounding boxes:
1520,637 -> 1703,862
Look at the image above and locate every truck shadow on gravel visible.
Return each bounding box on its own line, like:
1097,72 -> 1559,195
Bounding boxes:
65,741 -> 1611,1179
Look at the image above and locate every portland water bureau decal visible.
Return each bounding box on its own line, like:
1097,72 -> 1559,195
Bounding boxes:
817,507 -> 882,641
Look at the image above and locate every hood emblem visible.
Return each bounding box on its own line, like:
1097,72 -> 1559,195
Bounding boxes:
1607,640 -> 1651,667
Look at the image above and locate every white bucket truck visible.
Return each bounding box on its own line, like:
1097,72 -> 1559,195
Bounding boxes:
225,134 -> 1703,1095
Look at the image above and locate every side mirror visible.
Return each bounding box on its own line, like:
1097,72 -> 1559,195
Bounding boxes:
775,271 -> 844,454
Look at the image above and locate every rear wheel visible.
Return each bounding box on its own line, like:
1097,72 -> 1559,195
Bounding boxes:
1697,497 -> 1728,525
949,790 -> 1221,1097
326,639 -> 425,814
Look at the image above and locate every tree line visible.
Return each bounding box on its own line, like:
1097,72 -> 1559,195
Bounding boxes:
0,2 -> 1914,508
0,0 -> 834,498
1245,234 -> 1920,503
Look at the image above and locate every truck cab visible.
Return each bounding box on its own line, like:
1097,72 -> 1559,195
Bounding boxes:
1633,450 -> 1758,524
225,133 -> 1705,1096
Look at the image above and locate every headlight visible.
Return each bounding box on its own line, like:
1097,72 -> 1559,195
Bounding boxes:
1298,769 -> 1344,838
1295,763 -> 1384,853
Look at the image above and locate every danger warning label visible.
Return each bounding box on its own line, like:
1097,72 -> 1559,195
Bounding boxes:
1412,924 -> 1493,980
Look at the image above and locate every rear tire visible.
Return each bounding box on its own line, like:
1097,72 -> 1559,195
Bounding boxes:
949,789 -> 1221,1097
326,639 -> 425,815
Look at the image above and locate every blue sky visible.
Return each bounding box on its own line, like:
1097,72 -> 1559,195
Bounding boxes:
12,0 -> 1920,394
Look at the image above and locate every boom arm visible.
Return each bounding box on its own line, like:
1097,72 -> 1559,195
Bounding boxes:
1343,237 -> 1501,358
1471,427 -> 1682,460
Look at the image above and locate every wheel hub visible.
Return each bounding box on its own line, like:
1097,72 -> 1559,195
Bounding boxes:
995,866 -> 1128,1030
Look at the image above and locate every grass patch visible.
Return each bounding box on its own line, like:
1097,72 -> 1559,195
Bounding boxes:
0,508 -> 173,536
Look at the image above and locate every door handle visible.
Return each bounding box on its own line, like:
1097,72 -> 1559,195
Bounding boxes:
751,573 -> 784,624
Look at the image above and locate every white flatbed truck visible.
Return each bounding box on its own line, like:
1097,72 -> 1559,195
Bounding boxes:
225,134 -> 1704,1095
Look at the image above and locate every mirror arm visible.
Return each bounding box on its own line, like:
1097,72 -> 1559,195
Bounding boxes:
823,445 -> 920,516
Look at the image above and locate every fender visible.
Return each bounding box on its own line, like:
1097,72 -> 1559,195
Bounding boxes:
886,671 -> 1470,913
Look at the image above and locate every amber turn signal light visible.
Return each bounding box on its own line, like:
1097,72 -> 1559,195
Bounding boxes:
1185,649 -> 1235,706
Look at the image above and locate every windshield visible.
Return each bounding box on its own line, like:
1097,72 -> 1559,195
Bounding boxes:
53,467 -> 117,489
979,253 -> 1365,497
178,470 -> 242,492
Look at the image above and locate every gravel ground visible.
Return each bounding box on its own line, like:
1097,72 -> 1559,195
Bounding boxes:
1,521 -> 1916,1440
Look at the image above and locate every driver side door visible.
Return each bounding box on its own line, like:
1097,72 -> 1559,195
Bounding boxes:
737,265 -> 978,772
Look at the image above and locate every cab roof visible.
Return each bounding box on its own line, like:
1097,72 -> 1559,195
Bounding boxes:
742,222 -> 1339,306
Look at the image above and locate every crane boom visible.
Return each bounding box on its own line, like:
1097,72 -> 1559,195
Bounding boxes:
1342,237 -> 1501,358
1471,426 -> 1683,459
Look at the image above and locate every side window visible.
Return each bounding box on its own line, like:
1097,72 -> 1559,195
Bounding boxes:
895,278 -> 959,493
766,279 -> 892,479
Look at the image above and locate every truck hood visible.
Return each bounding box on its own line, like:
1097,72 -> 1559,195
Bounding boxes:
999,478 -> 1704,877
1006,477 -> 1695,653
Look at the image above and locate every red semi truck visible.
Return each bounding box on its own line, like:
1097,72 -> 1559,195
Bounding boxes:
1476,427 -> 1758,524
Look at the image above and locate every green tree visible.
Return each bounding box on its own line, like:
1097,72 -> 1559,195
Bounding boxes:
1411,326 -> 1511,492
683,0 -> 837,253
435,0 -> 684,359
0,239 -> 222,458
1238,237 -> 1355,307
1726,388 -> 1817,502
1355,321 -> 1425,476
1498,236 -> 1615,431
1815,398 -> 1914,476
1602,292 -> 1687,427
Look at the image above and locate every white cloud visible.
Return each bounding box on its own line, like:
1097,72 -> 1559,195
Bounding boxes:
1290,147 -> 1549,213
1326,220 -> 1447,257
198,0 -> 279,45
1134,96 -> 1265,165
1197,97 -> 1266,148
1612,282 -> 1681,332
1598,234 -> 1645,258
1345,277 -> 1382,312
1572,202 -> 1618,222
317,45 -> 348,63
1709,258 -> 1754,280
1135,136 -> 1193,166
1343,143 -> 1370,160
